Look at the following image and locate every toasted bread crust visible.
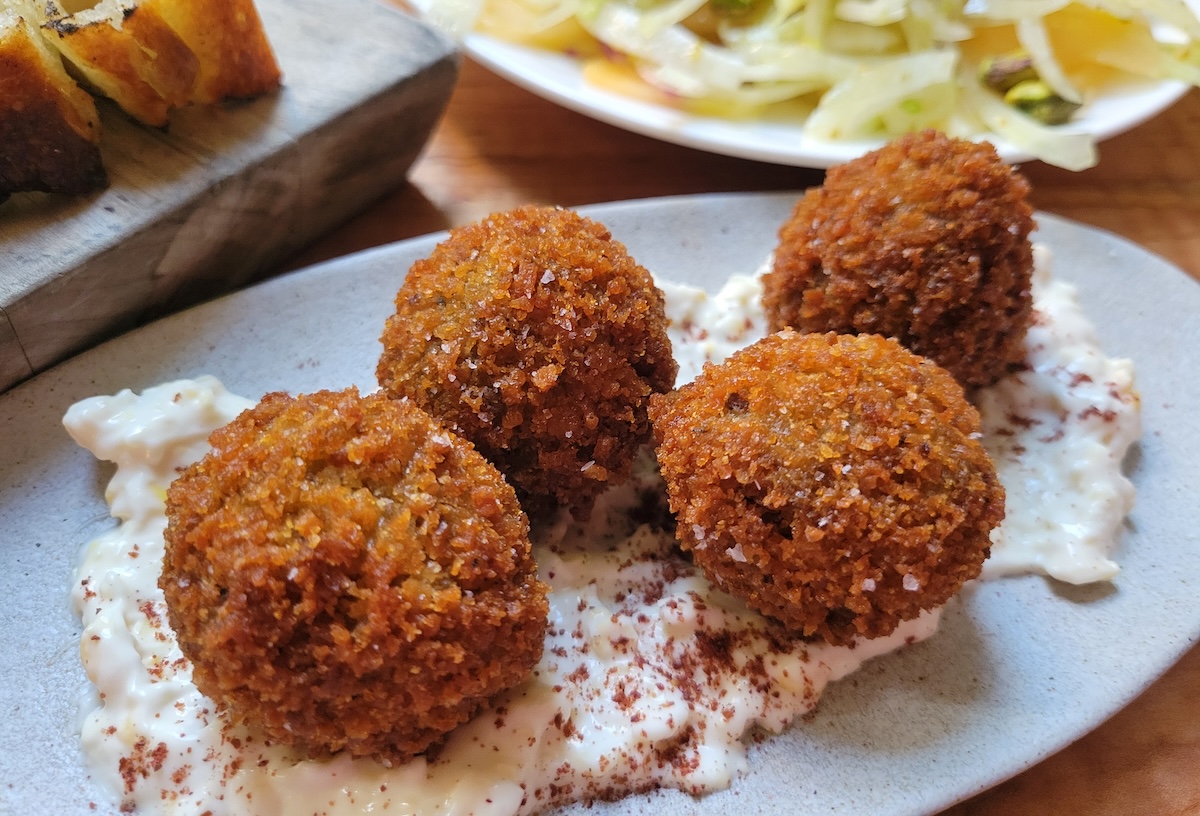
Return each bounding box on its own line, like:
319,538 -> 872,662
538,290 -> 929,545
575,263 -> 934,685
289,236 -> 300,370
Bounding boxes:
0,0 -> 279,199
148,0 -> 280,103
0,12 -> 105,196
41,0 -> 199,126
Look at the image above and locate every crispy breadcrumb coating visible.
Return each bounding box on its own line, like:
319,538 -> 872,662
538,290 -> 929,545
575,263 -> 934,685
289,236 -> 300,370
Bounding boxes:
649,331 -> 1004,646
763,130 -> 1034,388
160,389 -> 548,763
376,205 -> 677,520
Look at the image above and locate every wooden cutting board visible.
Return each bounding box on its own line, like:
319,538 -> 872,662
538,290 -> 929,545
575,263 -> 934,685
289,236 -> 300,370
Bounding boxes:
0,0 -> 458,393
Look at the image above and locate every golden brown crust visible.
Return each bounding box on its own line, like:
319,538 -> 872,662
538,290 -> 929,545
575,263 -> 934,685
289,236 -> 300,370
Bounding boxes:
649,331 -> 1004,646
41,0 -> 198,126
0,10 -> 105,196
762,130 -> 1035,388
161,389 -> 548,763
0,0 -> 279,197
376,205 -> 678,520
147,0 -> 280,103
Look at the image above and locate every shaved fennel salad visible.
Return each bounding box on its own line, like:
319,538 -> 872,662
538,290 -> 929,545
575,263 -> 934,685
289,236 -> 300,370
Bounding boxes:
421,0 -> 1200,169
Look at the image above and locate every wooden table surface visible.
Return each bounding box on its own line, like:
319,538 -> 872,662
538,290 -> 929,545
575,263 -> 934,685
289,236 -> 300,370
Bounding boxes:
293,58 -> 1200,816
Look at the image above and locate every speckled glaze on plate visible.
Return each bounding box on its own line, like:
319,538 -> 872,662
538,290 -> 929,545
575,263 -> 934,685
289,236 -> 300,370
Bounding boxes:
2,193 -> 1199,816
464,34 -> 1190,169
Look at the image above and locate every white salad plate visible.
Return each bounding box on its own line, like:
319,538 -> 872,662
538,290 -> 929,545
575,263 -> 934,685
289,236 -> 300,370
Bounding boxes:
466,33 -> 1190,168
1,193 -> 1199,815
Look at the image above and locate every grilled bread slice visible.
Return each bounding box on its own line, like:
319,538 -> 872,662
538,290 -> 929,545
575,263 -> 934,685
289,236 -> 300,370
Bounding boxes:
0,0 -> 106,196
148,0 -> 281,103
0,0 -> 278,199
35,0 -> 280,122
39,0 -> 199,127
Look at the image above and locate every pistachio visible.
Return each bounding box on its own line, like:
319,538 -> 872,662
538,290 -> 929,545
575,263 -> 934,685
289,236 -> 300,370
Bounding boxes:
1004,79 -> 1083,125
979,52 -> 1039,94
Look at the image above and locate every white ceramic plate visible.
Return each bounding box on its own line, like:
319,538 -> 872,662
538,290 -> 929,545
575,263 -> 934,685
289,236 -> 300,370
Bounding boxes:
466,33 -> 1190,168
2,194 -> 1199,816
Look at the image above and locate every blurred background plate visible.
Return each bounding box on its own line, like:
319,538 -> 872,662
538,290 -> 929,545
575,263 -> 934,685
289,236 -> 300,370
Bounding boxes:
464,31 -> 1189,171
0,0 -> 458,394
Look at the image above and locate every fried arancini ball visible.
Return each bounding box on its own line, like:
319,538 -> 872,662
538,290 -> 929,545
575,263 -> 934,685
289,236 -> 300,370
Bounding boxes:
762,130 -> 1035,388
160,388 -> 548,763
376,205 -> 678,520
649,331 -> 1004,646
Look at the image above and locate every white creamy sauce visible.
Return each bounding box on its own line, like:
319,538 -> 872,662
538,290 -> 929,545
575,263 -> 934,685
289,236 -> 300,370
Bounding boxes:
63,246 -> 1139,815
975,246 -> 1140,583
65,379 -> 935,816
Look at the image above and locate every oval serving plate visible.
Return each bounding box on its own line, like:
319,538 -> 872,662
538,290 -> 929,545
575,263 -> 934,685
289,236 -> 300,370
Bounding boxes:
1,193 -> 1199,815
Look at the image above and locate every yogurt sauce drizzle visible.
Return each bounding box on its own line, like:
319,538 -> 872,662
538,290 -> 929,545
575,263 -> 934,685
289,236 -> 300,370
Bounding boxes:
975,246 -> 1140,583
63,247 -> 1139,815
